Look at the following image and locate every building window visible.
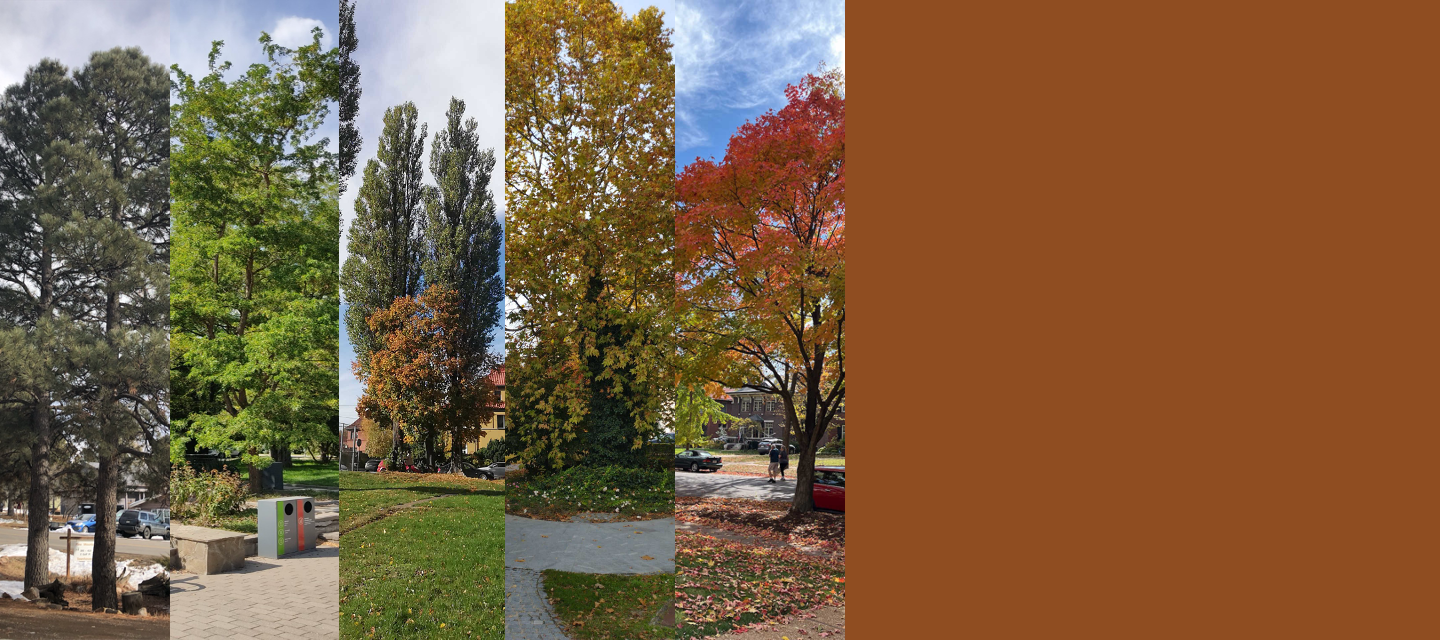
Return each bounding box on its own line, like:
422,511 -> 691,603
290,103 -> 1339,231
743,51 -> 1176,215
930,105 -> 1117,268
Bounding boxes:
496,414 -> 505,431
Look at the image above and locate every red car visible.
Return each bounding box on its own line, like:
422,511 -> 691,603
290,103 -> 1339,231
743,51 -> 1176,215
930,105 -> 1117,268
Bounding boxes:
813,466 -> 845,512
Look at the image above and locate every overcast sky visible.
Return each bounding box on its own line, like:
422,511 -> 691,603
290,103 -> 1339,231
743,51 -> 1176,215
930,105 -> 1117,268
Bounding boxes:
0,0 -> 168,90
674,0 -> 843,168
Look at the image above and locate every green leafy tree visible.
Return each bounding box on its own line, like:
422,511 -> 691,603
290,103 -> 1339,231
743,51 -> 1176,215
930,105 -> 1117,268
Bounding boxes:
675,384 -> 739,449
170,31 -> 340,493
505,0 -> 676,472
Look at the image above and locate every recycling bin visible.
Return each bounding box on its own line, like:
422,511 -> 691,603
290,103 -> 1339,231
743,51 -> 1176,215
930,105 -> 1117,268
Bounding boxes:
256,496 -> 316,558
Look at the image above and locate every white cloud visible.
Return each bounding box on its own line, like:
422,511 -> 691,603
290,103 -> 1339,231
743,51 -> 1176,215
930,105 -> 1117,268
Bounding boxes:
674,0 -> 845,157
0,0 -> 168,90
271,16 -> 332,50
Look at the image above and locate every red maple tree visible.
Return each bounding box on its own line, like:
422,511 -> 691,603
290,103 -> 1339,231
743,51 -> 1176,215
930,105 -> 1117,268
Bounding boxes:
355,285 -> 499,466
677,71 -> 845,513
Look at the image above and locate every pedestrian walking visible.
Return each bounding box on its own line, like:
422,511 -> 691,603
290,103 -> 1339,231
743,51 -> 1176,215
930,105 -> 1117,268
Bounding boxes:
780,448 -> 790,480
767,444 -> 782,483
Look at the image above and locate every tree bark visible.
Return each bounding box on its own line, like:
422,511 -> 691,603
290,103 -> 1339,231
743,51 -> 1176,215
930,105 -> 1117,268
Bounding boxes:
91,441 -> 119,610
24,235 -> 54,591
24,400 -> 52,591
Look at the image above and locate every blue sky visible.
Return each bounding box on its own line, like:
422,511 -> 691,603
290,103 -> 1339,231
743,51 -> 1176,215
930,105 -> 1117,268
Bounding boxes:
0,0 -> 168,90
674,0 -> 844,169
171,0 -> 339,153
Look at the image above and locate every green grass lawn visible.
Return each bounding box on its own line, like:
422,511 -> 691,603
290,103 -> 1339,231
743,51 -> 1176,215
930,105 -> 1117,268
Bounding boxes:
283,459 -> 339,487
506,466 -> 674,521
340,471 -> 505,639
543,570 -> 675,640
340,470 -> 498,533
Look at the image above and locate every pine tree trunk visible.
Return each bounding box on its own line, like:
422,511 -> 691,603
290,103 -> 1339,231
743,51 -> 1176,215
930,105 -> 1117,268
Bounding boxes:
24,400 -> 52,591
91,444 -> 119,610
24,238 -> 55,591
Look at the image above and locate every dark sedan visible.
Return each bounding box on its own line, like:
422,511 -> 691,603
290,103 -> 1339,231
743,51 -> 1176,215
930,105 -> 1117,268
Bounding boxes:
364,458 -> 381,472
675,449 -> 723,472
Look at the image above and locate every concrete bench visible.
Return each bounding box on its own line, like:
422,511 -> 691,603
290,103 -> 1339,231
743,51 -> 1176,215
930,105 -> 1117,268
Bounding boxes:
172,524 -> 247,575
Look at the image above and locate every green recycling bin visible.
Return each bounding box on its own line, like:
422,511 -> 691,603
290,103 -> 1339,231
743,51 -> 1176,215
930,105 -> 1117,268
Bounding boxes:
256,496 -> 316,558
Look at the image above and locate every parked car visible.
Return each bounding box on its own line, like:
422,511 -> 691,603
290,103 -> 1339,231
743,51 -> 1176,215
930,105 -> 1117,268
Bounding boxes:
464,461 -> 510,480
674,449 -> 723,472
65,514 -> 97,533
117,510 -> 170,540
812,466 -> 845,512
757,439 -> 796,454
364,458 -> 381,472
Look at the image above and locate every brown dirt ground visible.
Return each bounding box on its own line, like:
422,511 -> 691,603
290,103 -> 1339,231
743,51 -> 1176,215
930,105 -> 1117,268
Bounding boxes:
0,598 -> 169,638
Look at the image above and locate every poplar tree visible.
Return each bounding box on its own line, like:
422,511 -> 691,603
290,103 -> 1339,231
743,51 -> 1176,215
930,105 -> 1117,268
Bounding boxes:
420,97 -> 503,463
339,0 -> 362,194
342,102 -> 425,463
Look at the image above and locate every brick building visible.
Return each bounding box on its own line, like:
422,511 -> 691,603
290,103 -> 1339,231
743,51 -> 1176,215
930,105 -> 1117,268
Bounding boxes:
706,385 -> 845,446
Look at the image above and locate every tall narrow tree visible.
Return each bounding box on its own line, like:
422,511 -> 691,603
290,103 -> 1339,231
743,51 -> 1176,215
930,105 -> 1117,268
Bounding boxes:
338,0 -> 362,195
420,97 -> 503,463
341,102 -> 425,462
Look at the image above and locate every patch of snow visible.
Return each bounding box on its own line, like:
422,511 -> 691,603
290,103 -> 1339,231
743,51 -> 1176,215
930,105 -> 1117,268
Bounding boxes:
0,580 -> 26,600
0,544 -> 167,584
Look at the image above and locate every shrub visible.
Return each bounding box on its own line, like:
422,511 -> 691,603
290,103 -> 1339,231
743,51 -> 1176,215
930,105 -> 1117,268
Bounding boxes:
820,437 -> 845,455
170,464 -> 248,522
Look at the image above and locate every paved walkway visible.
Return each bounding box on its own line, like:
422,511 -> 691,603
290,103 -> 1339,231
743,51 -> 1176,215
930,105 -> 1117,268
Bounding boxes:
504,514 -> 675,639
677,472 -> 797,500
171,545 -> 338,639
505,514 -> 674,574
504,567 -> 570,640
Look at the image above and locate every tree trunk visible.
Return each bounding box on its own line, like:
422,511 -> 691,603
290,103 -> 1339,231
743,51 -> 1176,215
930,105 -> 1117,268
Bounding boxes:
248,447 -> 262,493
24,238 -> 55,591
24,400 -> 52,591
91,442 -> 120,610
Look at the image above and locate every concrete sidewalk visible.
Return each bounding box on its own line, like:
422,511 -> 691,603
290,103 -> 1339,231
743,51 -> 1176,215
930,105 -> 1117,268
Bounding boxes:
505,514 -> 675,574
171,545 -> 338,639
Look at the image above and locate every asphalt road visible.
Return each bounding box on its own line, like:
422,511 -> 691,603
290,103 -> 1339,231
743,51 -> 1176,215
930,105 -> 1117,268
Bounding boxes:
0,525 -> 170,558
676,470 -> 798,500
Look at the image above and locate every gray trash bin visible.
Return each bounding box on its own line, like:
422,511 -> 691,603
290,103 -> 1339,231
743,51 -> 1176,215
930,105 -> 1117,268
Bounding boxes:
259,462 -> 285,491
256,496 -> 317,558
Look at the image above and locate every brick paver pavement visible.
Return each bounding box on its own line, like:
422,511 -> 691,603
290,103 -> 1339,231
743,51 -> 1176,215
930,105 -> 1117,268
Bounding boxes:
171,545 -> 338,639
505,567 -> 569,640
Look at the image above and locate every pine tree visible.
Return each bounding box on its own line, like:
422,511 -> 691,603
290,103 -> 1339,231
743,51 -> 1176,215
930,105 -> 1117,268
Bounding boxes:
0,57 -> 89,592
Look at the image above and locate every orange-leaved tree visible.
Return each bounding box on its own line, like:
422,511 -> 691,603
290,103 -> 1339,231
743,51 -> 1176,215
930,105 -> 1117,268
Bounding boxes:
355,285 -> 498,467
677,71 -> 845,514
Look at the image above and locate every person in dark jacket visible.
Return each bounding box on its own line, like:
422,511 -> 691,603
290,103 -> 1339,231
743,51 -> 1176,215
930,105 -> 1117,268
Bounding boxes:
767,445 -> 781,483
780,449 -> 790,480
